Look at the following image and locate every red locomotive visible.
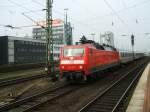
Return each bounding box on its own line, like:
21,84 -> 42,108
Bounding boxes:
60,36 -> 120,81
60,36 -> 144,81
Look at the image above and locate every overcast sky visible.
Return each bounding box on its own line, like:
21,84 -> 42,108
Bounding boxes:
0,0 -> 150,52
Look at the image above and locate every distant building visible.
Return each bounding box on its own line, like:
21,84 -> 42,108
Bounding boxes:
0,36 -> 46,65
32,19 -> 73,60
100,31 -> 114,47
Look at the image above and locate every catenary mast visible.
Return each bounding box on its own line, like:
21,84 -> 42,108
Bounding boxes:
46,0 -> 55,80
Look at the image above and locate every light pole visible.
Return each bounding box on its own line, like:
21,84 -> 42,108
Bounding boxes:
64,8 -> 69,45
64,8 -> 68,24
100,33 -> 102,44
91,33 -> 95,41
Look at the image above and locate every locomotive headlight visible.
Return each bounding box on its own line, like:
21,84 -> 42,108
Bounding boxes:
79,65 -> 83,69
45,67 -> 48,71
62,66 -> 64,69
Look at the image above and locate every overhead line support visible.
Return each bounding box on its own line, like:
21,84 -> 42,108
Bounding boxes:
46,0 -> 55,81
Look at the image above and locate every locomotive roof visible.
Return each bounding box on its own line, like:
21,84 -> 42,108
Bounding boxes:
63,43 -> 117,51
73,36 -> 117,51
63,44 -> 96,49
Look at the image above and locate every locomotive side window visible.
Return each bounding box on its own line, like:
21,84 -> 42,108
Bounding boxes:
63,48 -> 85,57
90,49 -> 92,55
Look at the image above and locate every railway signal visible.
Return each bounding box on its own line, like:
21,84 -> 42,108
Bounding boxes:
131,34 -> 134,46
121,34 -> 135,59
131,34 -> 135,59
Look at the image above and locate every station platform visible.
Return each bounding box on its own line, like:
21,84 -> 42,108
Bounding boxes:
126,63 -> 150,112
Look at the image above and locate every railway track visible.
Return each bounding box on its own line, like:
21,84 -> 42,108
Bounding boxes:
0,67 -> 59,88
0,83 -> 80,112
28,59 -> 148,112
78,61 -> 147,112
0,73 -> 47,88
0,63 -> 44,73
0,61 -> 59,73
0,59 -> 147,112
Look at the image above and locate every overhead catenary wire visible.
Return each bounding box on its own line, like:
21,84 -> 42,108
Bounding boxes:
0,5 -> 15,7
5,0 -> 133,38
7,0 -> 45,18
103,0 -> 125,24
121,0 -> 127,9
6,0 -> 150,25
0,23 -> 38,30
22,9 -> 45,14
53,10 -> 99,32
89,0 -> 150,22
22,13 -> 45,28
8,0 -> 149,31
6,0 -> 46,28
70,0 -> 134,33
32,0 -> 100,32
0,0 -> 46,35
7,0 -> 32,11
7,0 -> 98,32
103,0 -> 133,33
5,0 -> 150,37
70,0 -> 99,20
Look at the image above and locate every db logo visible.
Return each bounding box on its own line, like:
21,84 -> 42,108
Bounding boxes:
70,57 -> 74,60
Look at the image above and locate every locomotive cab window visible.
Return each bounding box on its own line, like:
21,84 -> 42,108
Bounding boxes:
90,49 -> 92,55
63,48 -> 85,57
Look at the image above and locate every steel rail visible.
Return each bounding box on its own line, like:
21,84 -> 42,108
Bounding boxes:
0,59 -> 147,112
0,68 -> 59,88
0,63 -> 45,73
0,83 -> 76,112
78,61 -> 148,112
0,73 -> 47,87
22,86 -> 79,112
112,64 -> 146,112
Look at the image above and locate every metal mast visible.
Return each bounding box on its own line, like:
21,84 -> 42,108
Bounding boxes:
46,0 -> 55,80
131,34 -> 135,59
64,8 -> 68,25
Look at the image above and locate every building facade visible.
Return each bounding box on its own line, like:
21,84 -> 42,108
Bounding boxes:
32,19 -> 73,60
0,36 -> 46,65
100,31 -> 114,47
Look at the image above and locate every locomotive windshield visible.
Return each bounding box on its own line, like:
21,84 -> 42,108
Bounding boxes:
63,48 -> 85,57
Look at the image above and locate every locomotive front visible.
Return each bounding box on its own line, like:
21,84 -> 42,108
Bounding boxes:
60,46 -> 87,81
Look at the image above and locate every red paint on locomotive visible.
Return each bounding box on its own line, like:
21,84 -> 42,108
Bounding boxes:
60,44 -> 120,80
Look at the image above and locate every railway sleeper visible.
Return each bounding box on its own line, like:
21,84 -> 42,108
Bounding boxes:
94,102 -> 115,106
102,96 -> 121,99
92,104 -> 114,109
88,108 -> 111,112
101,98 -> 120,101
